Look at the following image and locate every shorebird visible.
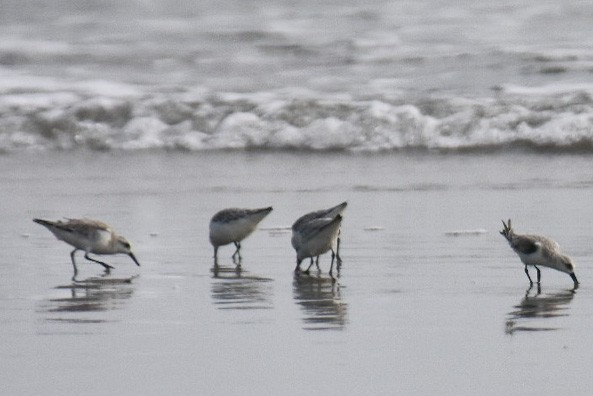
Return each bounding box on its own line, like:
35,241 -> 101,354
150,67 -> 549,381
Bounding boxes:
209,207 -> 273,263
500,219 -> 578,287
33,218 -> 140,277
293,214 -> 343,275
292,201 -> 347,271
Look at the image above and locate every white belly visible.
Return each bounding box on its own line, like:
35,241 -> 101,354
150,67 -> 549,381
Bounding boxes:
209,218 -> 257,247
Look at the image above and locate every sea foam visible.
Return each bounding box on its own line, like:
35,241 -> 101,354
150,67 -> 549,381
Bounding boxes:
1,81 -> 593,153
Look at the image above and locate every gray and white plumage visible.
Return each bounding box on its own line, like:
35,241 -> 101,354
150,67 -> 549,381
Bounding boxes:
500,219 -> 578,286
291,202 -> 347,272
33,218 -> 140,277
209,207 -> 273,262
293,214 -> 343,275
291,202 -> 347,233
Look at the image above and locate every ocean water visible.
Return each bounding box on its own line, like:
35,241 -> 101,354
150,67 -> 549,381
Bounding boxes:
1,0 -> 593,152
3,1 -> 593,395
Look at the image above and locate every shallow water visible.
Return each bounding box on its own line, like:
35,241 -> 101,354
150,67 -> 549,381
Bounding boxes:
2,152 -> 593,395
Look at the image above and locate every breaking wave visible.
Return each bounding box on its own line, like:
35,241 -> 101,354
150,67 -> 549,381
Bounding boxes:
1,81 -> 593,153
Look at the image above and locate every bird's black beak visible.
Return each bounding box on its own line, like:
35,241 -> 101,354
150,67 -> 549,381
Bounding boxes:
129,252 -> 141,266
570,272 -> 579,286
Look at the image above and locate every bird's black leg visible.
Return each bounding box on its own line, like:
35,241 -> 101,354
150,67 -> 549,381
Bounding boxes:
232,243 -> 238,260
524,266 -> 534,286
333,249 -> 343,270
534,265 -> 541,284
315,256 -> 320,270
294,259 -> 302,274
305,257 -> 315,273
329,251 -> 335,276
336,236 -> 342,264
84,252 -> 114,272
213,246 -> 220,267
232,242 -> 242,263
70,249 -> 80,278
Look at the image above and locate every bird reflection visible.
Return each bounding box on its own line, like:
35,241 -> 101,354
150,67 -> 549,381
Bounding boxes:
293,272 -> 347,331
39,274 -> 137,324
505,284 -> 577,335
210,264 -> 273,311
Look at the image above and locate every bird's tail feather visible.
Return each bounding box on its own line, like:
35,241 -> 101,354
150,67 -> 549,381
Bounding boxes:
499,219 -> 513,242
33,218 -> 54,228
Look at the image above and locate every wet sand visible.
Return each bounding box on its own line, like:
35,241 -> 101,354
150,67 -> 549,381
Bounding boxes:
1,151 -> 593,395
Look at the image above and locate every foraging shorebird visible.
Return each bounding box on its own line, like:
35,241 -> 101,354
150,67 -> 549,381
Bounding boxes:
500,219 -> 578,286
292,201 -> 347,271
33,218 -> 140,277
209,207 -> 273,263
293,215 -> 343,275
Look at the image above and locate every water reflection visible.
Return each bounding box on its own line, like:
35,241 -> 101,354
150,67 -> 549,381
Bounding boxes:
39,275 -> 137,326
505,285 -> 577,335
210,265 -> 273,311
293,272 -> 347,331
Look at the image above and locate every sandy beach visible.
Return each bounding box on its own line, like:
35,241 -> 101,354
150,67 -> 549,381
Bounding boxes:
1,151 -> 592,395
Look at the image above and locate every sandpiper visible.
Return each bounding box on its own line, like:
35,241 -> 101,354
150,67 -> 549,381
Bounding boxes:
33,218 -> 140,276
500,219 -> 578,286
293,215 -> 343,275
209,207 -> 273,263
292,201 -> 347,271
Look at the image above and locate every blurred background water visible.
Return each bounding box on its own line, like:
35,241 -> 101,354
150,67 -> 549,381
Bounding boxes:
1,0 -> 593,152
